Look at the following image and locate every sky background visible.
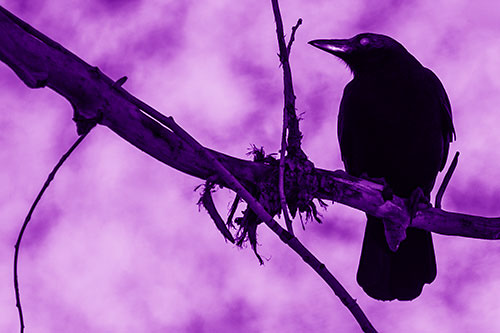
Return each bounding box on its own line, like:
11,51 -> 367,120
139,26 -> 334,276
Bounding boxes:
1,0 -> 500,332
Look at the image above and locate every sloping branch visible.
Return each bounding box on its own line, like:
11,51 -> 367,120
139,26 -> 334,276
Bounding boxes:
0,6 -> 499,242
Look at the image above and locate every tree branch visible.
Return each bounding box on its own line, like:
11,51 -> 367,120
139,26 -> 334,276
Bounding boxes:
2,4 -> 500,331
314,169 -> 500,239
0,4 -> 498,239
0,5 -> 498,243
270,1 -> 303,157
14,131 -> 91,333
286,18 -> 303,56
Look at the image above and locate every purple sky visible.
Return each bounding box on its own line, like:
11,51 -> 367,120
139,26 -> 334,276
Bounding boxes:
1,0 -> 500,332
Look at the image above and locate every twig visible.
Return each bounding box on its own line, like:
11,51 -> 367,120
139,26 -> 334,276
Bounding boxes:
13,131 -> 90,333
200,182 -> 235,243
163,111 -> 376,332
286,18 -> 303,56
227,194 -> 240,229
435,151 -> 459,209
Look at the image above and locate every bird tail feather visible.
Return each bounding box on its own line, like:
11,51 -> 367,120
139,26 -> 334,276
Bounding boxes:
357,215 -> 436,301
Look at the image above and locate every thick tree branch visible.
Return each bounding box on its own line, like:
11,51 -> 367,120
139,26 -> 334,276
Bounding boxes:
314,169 -> 500,239
1,6 -> 499,241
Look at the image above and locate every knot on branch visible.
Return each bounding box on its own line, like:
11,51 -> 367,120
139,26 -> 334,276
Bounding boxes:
72,108 -> 102,135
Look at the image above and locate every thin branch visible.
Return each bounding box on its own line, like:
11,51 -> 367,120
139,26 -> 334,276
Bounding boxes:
227,194 -> 240,229
13,131 -> 90,333
161,115 -> 377,333
270,1 -> 303,157
435,151 -> 459,209
286,18 -> 303,56
200,182 -> 235,243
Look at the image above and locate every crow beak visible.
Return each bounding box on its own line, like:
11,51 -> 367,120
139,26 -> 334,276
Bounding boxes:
308,39 -> 352,57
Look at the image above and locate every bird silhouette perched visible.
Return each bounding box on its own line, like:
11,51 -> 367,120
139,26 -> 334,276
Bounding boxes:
309,33 -> 455,301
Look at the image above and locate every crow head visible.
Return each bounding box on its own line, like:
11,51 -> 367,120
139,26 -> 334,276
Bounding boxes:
309,33 -> 417,75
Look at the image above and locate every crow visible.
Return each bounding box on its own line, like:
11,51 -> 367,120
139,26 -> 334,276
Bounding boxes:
309,33 -> 455,301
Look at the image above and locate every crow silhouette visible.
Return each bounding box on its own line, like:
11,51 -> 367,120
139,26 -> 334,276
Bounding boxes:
309,33 -> 455,301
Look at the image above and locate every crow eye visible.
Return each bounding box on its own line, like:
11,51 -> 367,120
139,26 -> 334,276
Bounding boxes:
360,38 -> 370,46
